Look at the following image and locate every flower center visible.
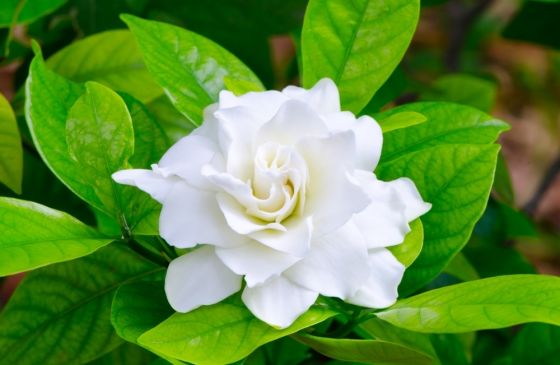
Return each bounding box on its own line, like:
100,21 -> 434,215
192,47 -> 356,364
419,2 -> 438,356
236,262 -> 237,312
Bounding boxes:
246,142 -> 307,223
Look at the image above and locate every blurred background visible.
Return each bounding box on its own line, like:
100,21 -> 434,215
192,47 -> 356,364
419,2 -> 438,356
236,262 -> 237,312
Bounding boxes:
1,0 -> 559,362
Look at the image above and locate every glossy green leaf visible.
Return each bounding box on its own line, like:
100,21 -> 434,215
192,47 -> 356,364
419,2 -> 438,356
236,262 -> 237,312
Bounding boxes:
111,281 -> 173,344
0,92 -> 22,193
376,102 -> 509,294
86,343 -> 156,365
377,111 -> 427,134
0,197 -> 112,276
26,49 -> 161,232
295,334 -> 434,365
138,296 -> 336,365
302,0 -> 420,113
66,81 -> 134,214
389,219 -> 423,267
430,334 -> 470,365
0,0 -> 67,27
509,323 -> 560,365
420,74 -> 497,112
443,252 -> 480,282
111,281 -> 183,365
358,317 -> 437,361
145,94 -> 196,143
47,30 -> 163,103
0,244 -> 163,364
122,15 -> 264,126
377,275 -> 560,333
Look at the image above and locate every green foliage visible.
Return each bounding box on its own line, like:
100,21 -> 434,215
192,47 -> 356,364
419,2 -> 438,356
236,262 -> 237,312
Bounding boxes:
0,197 -> 112,276
389,219 -> 424,268
377,275 -> 560,333
503,1 -> 560,50
420,74 -> 497,112
0,92 -> 22,193
377,111 -> 427,133
0,0 -> 67,27
138,296 -> 336,364
302,0 -> 420,113
46,30 -> 163,103
122,15 -> 264,126
0,244 -> 163,364
295,334 -> 434,365
377,102 -> 509,294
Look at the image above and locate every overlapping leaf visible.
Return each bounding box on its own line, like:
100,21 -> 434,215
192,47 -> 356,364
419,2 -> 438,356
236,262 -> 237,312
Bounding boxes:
0,244 -> 163,364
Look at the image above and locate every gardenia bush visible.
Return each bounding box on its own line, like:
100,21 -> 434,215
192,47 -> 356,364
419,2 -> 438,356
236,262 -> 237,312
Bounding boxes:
0,1 -> 559,364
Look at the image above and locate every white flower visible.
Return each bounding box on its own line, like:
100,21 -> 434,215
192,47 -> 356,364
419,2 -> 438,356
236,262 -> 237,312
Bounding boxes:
113,78 -> 431,329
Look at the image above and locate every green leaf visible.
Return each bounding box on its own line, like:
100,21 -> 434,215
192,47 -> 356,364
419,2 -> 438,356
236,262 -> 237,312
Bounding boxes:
442,252 -> 480,282
145,94 -> 196,143
26,49 -> 160,232
377,274 -> 560,333
358,317 -> 437,360
111,281 -> 173,344
111,281 -> 183,365
0,244 -> 163,364
420,74 -> 497,112
430,334 -> 470,365
0,0 -> 67,27
47,30 -> 163,103
0,197 -> 112,276
389,219 -> 423,267
301,0 -> 420,113
377,111 -> 427,134
86,343 -> 156,365
294,334 -> 434,365
376,102 -> 509,294
509,323 -> 560,365
66,81 -> 134,215
122,15 -> 264,126
0,92 -> 22,193
138,296 -> 336,365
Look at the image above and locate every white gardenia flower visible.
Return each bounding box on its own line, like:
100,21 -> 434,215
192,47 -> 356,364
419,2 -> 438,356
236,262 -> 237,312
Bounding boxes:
113,78 -> 431,329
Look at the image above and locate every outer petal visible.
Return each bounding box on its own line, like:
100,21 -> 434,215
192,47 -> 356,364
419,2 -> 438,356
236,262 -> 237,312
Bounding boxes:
219,89 -> 289,122
156,134 -> 220,189
297,132 -> 370,236
216,242 -> 301,287
353,171 -> 430,248
112,169 -> 175,204
346,248 -> 405,308
256,99 -> 328,146
283,221 -> 369,299
282,78 -> 340,113
242,275 -> 318,329
386,177 -> 432,221
165,246 -> 242,312
160,182 -> 247,248
324,112 -> 382,171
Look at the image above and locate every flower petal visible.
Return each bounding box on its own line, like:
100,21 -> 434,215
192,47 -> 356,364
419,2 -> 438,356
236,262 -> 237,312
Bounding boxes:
112,169 -> 175,203
165,246 -> 242,312
323,112 -> 382,171
215,193 -> 284,234
387,177 -> 432,221
160,182 -> 247,248
283,221 -> 369,299
156,134 -> 220,189
297,132 -> 370,236
282,78 -> 340,113
256,99 -> 328,146
216,242 -> 301,287
219,89 -> 289,122
242,275 -> 318,329
353,171 -> 430,248
347,248 -> 405,308
249,216 -> 313,257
